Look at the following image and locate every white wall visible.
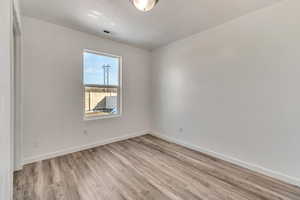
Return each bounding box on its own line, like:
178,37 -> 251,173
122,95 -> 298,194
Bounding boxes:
19,0 -> 300,188
0,0 -> 13,198
21,17 -> 151,163
152,0 -> 300,185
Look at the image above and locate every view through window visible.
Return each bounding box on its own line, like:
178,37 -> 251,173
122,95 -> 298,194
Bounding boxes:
83,50 -> 121,119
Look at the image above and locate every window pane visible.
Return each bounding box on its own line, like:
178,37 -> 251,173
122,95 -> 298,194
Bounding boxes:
83,51 -> 120,118
85,86 -> 118,117
84,52 -> 119,86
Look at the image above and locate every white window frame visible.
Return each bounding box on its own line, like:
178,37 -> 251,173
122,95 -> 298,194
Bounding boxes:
83,49 -> 122,120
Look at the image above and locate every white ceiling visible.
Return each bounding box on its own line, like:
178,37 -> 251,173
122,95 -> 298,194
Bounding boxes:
20,0 -> 280,50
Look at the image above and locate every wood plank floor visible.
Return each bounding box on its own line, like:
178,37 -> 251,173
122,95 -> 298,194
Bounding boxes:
14,135 -> 300,200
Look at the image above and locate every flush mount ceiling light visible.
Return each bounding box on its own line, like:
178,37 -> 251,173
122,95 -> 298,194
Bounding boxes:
130,0 -> 159,12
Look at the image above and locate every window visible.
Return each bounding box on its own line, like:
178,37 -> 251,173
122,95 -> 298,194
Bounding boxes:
83,50 -> 122,120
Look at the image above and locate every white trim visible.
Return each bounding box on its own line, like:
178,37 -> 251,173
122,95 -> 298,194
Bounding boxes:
21,130 -> 300,187
14,164 -> 23,172
10,0 -> 23,174
12,3 -> 23,172
22,130 -> 150,165
83,114 -> 121,121
150,132 -> 300,187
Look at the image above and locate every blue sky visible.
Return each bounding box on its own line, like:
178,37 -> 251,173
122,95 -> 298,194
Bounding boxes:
84,52 -> 119,86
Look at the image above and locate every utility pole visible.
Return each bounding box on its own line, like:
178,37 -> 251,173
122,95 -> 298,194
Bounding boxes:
103,64 -> 111,96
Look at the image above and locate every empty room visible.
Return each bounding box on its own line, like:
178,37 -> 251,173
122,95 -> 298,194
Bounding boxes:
1,0 -> 300,199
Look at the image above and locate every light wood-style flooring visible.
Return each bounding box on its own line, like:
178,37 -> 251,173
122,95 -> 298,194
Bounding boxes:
14,135 -> 300,200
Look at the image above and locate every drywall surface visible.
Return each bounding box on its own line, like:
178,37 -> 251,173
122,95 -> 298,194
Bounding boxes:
0,0 -> 13,198
21,17 -> 151,162
152,0 -> 300,184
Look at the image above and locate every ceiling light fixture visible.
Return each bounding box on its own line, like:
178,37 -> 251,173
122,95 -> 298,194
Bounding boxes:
130,0 -> 159,12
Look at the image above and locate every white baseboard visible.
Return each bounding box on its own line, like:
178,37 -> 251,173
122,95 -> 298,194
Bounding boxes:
14,163 -> 23,172
21,130 -> 300,187
151,132 -> 300,187
22,130 -> 150,165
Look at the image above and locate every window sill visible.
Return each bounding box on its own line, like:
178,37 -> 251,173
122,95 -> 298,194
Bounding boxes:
83,114 -> 121,121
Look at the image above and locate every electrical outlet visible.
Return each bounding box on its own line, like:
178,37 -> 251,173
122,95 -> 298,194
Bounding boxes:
83,129 -> 88,135
179,128 -> 183,133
